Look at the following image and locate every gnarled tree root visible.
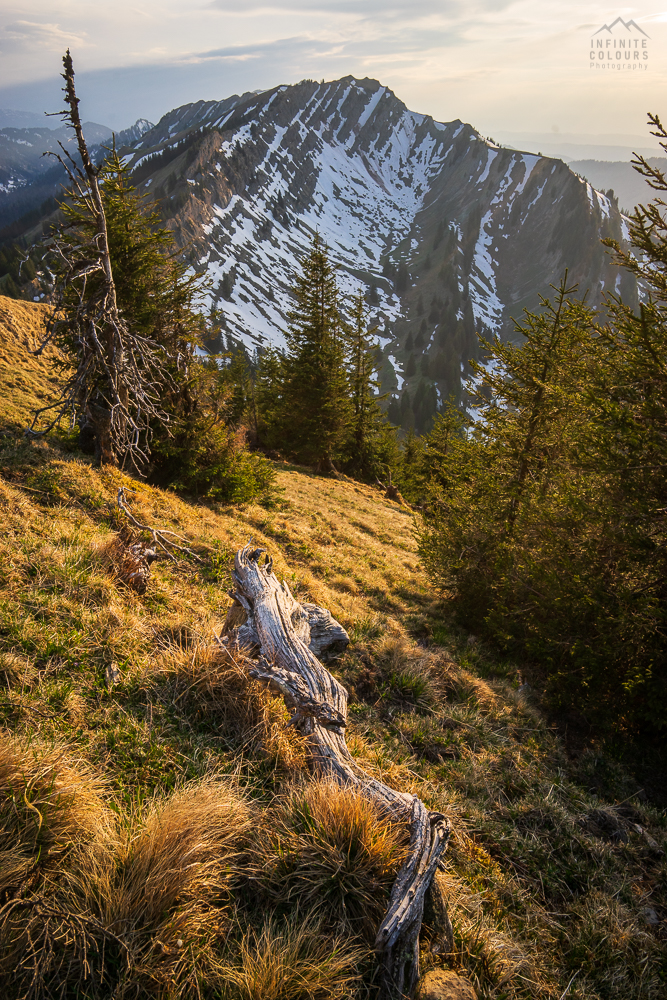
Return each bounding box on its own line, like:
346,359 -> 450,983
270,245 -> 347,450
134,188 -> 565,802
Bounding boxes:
222,544 -> 451,999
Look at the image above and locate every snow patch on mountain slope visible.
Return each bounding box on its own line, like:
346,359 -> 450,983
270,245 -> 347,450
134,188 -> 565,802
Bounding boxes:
510,154 -> 539,199
198,84 -> 460,349
478,148 -> 497,185
468,210 -> 503,331
582,182 -> 613,219
357,86 -> 386,129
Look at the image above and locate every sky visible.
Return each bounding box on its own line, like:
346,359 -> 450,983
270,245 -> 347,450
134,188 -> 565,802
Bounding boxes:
0,1 -> 666,146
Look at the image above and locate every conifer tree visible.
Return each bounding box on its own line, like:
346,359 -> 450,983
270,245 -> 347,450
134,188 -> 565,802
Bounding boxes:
27,52 -> 183,467
416,260 -> 667,730
278,233 -> 351,472
26,52 -> 276,505
342,292 -> 396,480
220,348 -> 252,429
600,111 -> 667,513
255,346 -> 284,449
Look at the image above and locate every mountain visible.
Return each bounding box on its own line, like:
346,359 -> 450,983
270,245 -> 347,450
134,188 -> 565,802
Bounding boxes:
0,121 -> 114,190
0,77 -> 636,428
115,77 -> 634,416
568,158 -> 666,216
0,119 -> 153,234
0,109 -> 60,130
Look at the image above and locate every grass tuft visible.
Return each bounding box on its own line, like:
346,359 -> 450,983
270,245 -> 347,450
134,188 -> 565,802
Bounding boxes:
219,914 -> 366,1000
0,732 -> 110,887
254,779 -> 410,938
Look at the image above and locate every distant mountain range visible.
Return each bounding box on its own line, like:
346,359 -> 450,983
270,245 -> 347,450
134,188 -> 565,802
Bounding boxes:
0,109 -> 60,130
494,130 -> 662,164
568,158 -> 666,216
0,78 -> 638,426
0,118 -> 153,232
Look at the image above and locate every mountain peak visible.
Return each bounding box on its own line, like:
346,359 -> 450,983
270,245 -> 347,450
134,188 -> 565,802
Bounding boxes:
0,77 -> 635,428
113,77 -> 632,427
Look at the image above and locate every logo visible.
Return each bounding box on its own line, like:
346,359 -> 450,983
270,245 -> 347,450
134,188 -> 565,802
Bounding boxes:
590,17 -> 649,72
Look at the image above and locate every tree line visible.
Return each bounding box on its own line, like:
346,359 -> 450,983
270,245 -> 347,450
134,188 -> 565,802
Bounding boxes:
221,233 -> 400,481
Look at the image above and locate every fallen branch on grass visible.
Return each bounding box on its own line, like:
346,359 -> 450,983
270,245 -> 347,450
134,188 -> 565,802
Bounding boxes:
116,487 -> 203,564
220,543 -> 452,999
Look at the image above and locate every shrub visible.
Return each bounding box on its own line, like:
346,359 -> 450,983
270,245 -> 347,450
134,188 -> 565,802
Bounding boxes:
149,358 -> 278,505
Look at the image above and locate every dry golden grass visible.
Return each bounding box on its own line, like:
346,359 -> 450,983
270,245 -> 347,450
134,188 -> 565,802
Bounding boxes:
91,779 -> 253,998
105,779 -> 252,929
0,296 -> 62,433
253,779 -> 410,938
0,732 -> 111,885
0,751 -> 255,1000
218,915 -> 366,1000
152,639 -> 309,771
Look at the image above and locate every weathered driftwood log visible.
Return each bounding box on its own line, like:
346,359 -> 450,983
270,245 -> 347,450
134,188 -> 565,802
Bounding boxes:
221,544 -> 451,999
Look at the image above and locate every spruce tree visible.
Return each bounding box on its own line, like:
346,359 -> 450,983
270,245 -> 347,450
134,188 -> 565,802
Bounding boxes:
92,150 -> 201,353
255,346 -> 285,450
279,233 -> 351,472
342,292 -> 396,480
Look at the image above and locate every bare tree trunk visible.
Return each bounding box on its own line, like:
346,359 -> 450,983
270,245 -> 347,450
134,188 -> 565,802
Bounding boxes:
61,49 -> 125,464
221,544 -> 451,999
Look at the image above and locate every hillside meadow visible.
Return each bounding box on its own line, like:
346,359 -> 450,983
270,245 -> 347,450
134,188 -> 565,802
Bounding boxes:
0,294 -> 665,999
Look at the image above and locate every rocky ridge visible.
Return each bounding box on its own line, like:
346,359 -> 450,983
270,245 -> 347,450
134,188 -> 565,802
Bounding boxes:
1,77 -> 636,425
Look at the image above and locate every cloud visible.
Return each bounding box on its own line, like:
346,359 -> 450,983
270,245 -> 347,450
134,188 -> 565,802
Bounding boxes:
206,0 -> 507,15
4,20 -> 87,47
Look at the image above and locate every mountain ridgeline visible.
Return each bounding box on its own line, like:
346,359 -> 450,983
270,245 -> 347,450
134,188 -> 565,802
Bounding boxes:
2,76 -> 635,430
0,118 -> 153,237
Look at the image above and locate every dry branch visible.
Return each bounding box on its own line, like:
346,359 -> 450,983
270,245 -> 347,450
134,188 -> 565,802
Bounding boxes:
116,487 -> 203,564
222,543 -> 451,999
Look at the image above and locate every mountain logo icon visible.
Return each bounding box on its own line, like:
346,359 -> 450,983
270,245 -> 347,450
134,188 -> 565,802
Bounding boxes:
592,17 -> 649,38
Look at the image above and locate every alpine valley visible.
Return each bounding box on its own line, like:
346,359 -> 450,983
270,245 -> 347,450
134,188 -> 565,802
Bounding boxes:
1,75 -> 636,425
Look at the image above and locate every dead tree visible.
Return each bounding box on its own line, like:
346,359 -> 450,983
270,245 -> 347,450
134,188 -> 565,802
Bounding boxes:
26,50 -> 170,468
221,544 -> 451,998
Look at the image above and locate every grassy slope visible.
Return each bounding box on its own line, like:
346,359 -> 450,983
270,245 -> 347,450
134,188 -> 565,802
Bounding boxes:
0,294 -> 665,1000
0,296 -> 58,432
